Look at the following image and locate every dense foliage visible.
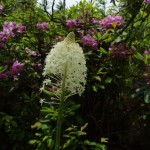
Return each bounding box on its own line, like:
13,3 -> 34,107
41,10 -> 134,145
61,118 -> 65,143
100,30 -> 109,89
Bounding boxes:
0,0 -> 150,149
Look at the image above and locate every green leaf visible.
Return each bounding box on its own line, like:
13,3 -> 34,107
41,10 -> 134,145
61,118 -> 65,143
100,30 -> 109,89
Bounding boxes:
101,32 -> 109,40
112,22 -> 117,28
144,91 -> 150,103
92,85 -> 98,92
31,122 -> 41,129
144,54 -> 150,64
70,104 -> 80,111
134,52 -> 144,62
42,136 -> 48,142
113,36 -> 122,44
43,90 -> 55,97
105,77 -> 112,84
101,137 -> 108,143
77,131 -> 87,136
28,140 -> 38,145
80,123 -> 88,131
99,85 -> 105,89
100,47 -> 108,54
94,76 -> 102,81
95,32 -> 102,40
65,127 -> 74,131
47,139 -> 54,149
63,138 -> 75,148
35,133 -> 41,137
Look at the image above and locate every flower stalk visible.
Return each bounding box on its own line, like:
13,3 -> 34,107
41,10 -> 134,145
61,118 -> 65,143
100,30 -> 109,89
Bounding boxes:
55,63 -> 68,150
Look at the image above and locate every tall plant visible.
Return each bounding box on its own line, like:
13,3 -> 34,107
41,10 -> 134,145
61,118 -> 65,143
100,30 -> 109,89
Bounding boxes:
40,32 -> 87,149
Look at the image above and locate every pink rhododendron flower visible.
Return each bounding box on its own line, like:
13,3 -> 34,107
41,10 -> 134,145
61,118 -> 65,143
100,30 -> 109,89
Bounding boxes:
81,34 -> 98,48
91,18 -> 100,24
37,22 -> 49,30
1,37 -> 8,43
144,0 -> 150,4
0,4 -> 3,12
99,16 -> 124,29
17,25 -> 26,34
144,49 -> 150,55
66,19 -> 82,28
8,60 -> 24,77
25,47 -> 39,56
66,19 -> 76,28
0,73 -> 7,78
1,22 -> 26,38
109,43 -> 128,58
76,29 -> 84,36
0,32 -> 8,43
35,63 -> 42,69
3,22 -> 17,31
31,51 -> 37,56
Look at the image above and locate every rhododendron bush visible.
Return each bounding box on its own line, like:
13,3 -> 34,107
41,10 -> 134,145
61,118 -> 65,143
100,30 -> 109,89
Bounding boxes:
0,0 -> 150,150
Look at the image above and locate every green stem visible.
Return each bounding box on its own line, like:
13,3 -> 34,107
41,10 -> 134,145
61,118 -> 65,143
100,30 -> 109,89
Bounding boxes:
55,63 -> 68,150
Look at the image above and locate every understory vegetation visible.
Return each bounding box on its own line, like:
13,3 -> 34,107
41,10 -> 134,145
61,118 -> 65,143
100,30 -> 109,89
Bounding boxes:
0,0 -> 150,149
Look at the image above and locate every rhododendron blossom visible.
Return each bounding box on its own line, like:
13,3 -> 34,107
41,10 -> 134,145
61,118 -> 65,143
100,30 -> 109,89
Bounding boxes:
81,34 -> 98,48
8,60 -> 24,77
0,4 -> 3,12
144,0 -> 150,4
1,22 -> 26,38
144,49 -> 150,55
0,73 -> 7,78
25,47 -> 38,56
0,61 -> 24,78
1,36 -> 8,43
109,43 -> 128,58
17,25 -> 26,34
37,22 -> 49,30
99,16 -> 124,29
91,18 -> 100,24
66,19 -> 82,28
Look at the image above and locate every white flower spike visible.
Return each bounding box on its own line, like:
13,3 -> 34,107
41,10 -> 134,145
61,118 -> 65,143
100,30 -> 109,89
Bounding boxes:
42,32 -> 87,96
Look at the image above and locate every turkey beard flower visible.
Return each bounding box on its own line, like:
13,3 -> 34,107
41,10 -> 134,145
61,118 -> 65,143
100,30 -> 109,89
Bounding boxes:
42,32 -> 87,96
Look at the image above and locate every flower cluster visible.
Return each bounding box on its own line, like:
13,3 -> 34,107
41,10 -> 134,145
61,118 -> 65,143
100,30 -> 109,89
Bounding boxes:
66,15 -> 125,51
99,16 -> 124,29
42,32 -> 87,96
0,71 -> 7,78
109,43 -> 128,59
66,19 -> 76,28
8,61 -> 24,77
37,22 -> 49,30
144,0 -> 150,4
0,4 -> 3,12
25,47 -> 41,57
0,22 -> 26,49
0,22 -> 25,41
3,22 -> 26,36
66,19 -> 82,28
66,18 -> 100,29
91,18 -> 100,24
81,34 -> 98,49
0,60 -> 24,78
